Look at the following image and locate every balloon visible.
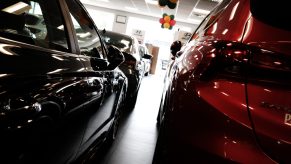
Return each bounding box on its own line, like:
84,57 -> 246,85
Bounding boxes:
169,0 -> 178,3
170,20 -> 176,26
159,0 -> 167,6
159,13 -> 176,30
163,23 -> 170,29
159,18 -> 165,24
167,1 -> 177,9
164,16 -> 171,22
170,15 -> 175,20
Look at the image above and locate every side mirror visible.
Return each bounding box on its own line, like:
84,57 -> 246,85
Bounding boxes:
176,50 -> 183,58
143,54 -> 152,59
107,45 -> 125,69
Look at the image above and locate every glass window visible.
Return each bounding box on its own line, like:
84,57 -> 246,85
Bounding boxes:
191,0 -> 231,40
250,0 -> 291,31
86,8 -> 114,31
100,31 -> 132,54
65,0 -> 105,59
0,0 -> 69,51
138,45 -> 145,58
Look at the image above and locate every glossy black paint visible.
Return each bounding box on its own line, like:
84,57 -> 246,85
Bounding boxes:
0,0 -> 127,163
100,30 -> 147,109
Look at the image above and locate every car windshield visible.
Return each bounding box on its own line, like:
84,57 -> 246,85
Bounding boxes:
250,0 -> 291,31
101,32 -> 132,54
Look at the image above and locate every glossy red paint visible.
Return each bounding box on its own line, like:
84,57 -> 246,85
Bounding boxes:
154,0 -> 291,163
242,11 -> 291,163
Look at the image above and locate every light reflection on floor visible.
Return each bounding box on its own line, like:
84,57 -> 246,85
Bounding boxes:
91,69 -> 166,164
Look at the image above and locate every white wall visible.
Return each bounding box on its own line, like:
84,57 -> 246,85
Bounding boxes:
83,3 -> 198,68
84,4 -> 198,34
85,8 -> 115,31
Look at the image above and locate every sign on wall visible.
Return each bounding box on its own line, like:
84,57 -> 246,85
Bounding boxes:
132,29 -> 145,44
177,31 -> 192,44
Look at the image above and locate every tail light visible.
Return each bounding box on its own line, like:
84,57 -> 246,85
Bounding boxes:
196,40 -> 291,85
194,41 -> 249,81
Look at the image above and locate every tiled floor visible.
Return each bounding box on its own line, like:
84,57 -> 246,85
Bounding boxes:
91,70 -> 166,164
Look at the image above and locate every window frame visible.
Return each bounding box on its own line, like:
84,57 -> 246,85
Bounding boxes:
61,0 -> 108,59
189,0 -> 232,42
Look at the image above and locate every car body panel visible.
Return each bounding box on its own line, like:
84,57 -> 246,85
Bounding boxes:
100,30 -> 145,107
154,0 -> 290,163
0,0 -> 127,163
242,12 -> 291,163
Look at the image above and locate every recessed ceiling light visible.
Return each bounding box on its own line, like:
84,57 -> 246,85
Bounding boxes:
2,2 -> 31,15
211,0 -> 222,2
145,0 -> 158,5
192,8 -> 210,15
96,0 -> 109,2
125,6 -> 138,11
187,18 -> 201,24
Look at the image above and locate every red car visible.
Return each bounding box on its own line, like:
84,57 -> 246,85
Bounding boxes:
153,0 -> 291,163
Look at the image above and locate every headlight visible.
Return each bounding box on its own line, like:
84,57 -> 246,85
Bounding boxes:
0,98 -> 41,114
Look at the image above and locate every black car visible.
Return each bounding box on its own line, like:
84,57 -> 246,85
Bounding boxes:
138,44 -> 152,76
0,0 -> 127,163
100,30 -> 152,108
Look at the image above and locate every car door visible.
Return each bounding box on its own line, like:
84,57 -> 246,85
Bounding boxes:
132,37 -> 145,79
63,0 -> 125,158
0,0 -> 99,163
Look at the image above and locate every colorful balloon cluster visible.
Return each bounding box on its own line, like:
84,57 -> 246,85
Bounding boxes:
158,0 -> 178,9
159,13 -> 176,30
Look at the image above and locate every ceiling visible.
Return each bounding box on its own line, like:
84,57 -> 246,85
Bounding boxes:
81,0 -> 221,25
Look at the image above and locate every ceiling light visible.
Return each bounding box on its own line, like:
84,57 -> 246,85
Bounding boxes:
145,0 -> 158,5
187,18 -> 201,24
125,7 -> 138,11
2,2 -> 31,15
192,8 -> 210,15
96,0 -> 109,2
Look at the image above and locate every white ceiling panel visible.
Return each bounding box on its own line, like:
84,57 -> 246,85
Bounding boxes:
81,0 -> 221,24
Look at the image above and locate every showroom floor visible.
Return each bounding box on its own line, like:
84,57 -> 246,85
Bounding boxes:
90,69 -> 166,164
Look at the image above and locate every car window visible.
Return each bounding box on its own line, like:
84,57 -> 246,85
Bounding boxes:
101,31 -> 132,54
191,0 -> 231,40
65,0 -> 105,59
0,0 -> 69,51
250,0 -> 291,31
